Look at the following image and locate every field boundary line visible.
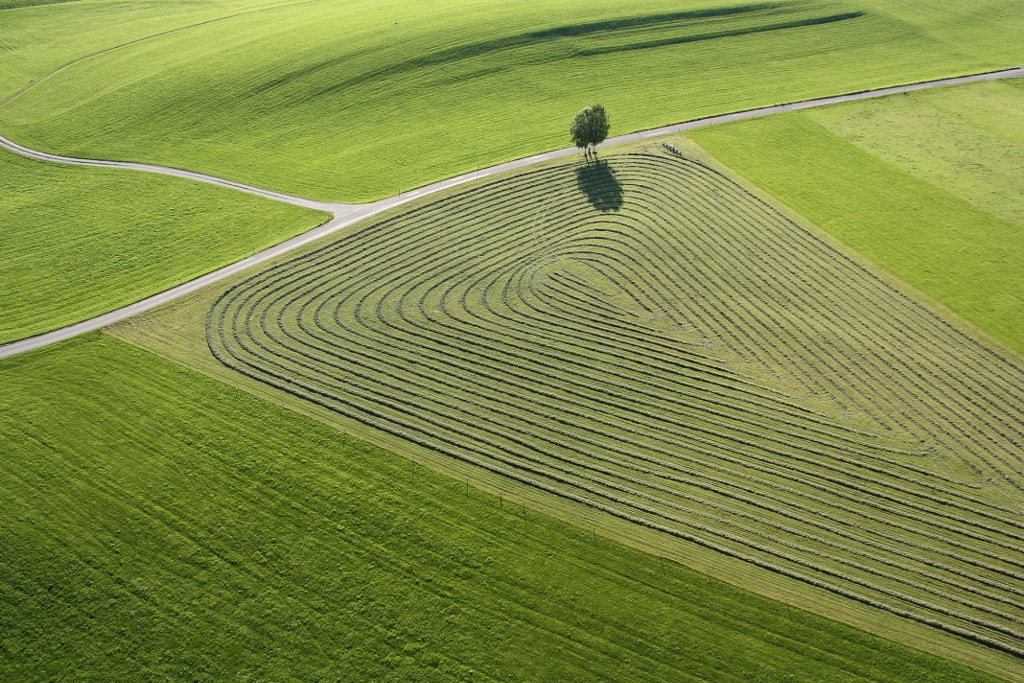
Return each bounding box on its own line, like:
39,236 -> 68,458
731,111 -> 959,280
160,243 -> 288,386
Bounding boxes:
1,65 -> 1022,360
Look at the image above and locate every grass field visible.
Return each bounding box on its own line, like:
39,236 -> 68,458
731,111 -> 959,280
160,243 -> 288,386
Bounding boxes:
2,333 -> 1000,681
690,79 -> 1024,355
4,0 -> 1024,677
0,147 -> 327,344
1,0 -> 1021,201
114,142 -> 1024,675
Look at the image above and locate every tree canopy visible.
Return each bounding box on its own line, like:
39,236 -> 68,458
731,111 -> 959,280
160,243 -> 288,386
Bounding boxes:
570,104 -> 610,156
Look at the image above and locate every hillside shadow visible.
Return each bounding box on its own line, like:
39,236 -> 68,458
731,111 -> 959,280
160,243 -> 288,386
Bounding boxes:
312,3 -> 790,97
577,11 -> 862,57
575,160 -> 623,212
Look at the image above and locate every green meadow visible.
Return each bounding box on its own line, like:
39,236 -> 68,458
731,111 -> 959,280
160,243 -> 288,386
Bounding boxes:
0,148 -> 327,344
0,333 -> 1000,681
1,0 -> 1021,201
690,79 -> 1024,355
2,0 -> 1024,679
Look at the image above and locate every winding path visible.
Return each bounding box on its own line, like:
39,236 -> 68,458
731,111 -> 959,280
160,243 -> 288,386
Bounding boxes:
1,65 -> 1022,360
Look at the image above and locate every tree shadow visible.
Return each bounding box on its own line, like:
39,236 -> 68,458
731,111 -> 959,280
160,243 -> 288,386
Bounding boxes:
575,160 -> 623,212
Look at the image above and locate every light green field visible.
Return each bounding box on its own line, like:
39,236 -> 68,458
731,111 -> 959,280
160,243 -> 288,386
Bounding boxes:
2,333 -> 998,681
113,140 -> 1024,677
0,147 -> 327,344
690,79 -> 1024,355
1,0 -> 1021,201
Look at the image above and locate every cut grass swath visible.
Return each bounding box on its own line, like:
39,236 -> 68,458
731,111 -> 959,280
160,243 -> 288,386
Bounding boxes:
208,152 -> 1024,660
690,81 -> 1024,355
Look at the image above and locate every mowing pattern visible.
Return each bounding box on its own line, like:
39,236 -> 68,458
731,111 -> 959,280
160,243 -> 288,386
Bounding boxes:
210,153 -> 1024,656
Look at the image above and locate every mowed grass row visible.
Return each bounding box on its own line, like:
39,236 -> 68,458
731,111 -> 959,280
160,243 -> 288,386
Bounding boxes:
690,79 -> 1024,356
4,334 -> 1001,681
207,152 -> 1024,660
1,0 -> 1020,200
0,147 -> 328,344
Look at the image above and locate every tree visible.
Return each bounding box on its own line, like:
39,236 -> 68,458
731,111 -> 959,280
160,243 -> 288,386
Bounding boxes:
570,103 -> 610,160
569,108 -> 591,154
588,103 -> 610,150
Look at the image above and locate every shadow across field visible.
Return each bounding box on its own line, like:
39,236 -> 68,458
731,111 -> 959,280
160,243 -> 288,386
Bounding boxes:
577,11 -> 862,57
0,0 -> 81,8
575,160 -> 623,212
303,2 -> 861,97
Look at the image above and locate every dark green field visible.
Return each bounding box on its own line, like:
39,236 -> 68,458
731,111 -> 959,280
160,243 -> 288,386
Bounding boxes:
2,333 -> 998,681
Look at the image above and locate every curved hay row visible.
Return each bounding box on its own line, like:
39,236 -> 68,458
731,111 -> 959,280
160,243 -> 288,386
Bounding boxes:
209,153 -> 1024,656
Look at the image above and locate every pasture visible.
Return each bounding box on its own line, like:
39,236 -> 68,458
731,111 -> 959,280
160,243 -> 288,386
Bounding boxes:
116,143 -> 1024,675
0,147 -> 327,344
1,0 -> 1020,200
3,333 -> 997,681
690,79 -> 1024,355
3,0 -> 1024,677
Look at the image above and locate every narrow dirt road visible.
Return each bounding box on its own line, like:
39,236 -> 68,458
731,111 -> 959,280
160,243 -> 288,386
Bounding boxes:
1,66 -> 1021,360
